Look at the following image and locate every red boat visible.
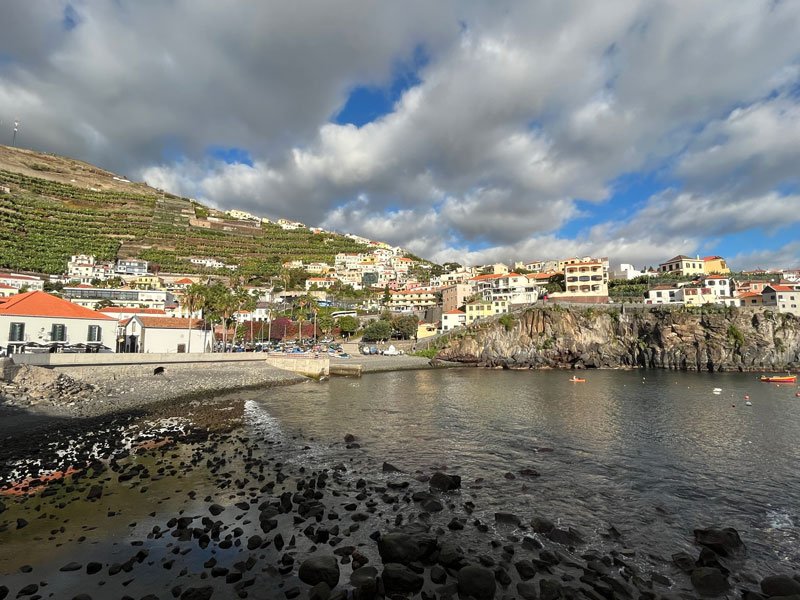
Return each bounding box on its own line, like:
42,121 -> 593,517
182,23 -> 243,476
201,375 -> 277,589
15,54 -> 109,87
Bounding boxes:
759,375 -> 797,383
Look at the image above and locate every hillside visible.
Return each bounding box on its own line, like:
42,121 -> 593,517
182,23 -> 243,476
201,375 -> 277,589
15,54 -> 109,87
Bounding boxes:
0,145 -> 370,278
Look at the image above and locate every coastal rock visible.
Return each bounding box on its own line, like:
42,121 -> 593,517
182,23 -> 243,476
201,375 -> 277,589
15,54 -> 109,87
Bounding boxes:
694,527 -> 746,557
429,472 -> 461,491
382,462 -> 403,473
298,555 -> 340,588
761,574 -> 800,597
691,567 -> 729,596
457,565 -> 497,600
382,563 -> 424,594
434,306 -> 800,372
350,565 -> 378,596
378,533 -> 422,564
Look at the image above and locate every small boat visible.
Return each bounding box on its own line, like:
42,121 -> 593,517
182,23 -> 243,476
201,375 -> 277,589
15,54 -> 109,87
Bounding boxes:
745,401 -> 752,406
759,375 -> 797,383
569,376 -> 586,383
713,388 -> 722,392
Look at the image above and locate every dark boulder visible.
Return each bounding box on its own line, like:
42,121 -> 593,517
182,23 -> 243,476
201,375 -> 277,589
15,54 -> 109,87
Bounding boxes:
517,581 -> 538,600
457,565 -> 496,600
299,555 -> 340,588
429,472 -> 461,491
382,563 -> 424,594
382,462 -> 403,473
350,565 -> 378,597
671,551 -> 695,573
693,527 -> 745,557
515,559 -> 537,581
494,512 -> 521,526
691,567 -> 729,596
378,533 -> 422,565
761,574 -> 800,597
530,516 -> 555,534
438,539 -> 468,570
547,527 -> 584,547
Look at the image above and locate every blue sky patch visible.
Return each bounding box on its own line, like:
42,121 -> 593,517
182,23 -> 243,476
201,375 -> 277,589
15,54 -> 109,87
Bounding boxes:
63,4 -> 80,31
207,146 -> 254,166
334,45 -> 429,127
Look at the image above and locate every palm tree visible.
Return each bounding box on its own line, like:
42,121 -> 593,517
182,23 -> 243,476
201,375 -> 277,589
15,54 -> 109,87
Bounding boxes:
231,287 -> 256,349
183,283 -> 207,353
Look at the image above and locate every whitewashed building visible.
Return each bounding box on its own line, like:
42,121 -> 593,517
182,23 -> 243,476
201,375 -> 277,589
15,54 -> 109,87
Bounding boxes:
121,316 -> 211,353
0,291 -> 116,354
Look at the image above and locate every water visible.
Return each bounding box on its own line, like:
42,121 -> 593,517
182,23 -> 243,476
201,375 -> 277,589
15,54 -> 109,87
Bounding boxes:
1,368 -> 799,596
249,368 -> 800,572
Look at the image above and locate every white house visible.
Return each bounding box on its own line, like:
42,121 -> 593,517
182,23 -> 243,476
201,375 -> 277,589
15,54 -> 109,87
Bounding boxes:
646,285 -> 681,304
761,285 -> 800,316
701,275 -> 733,300
67,254 -> 115,283
0,291 -> 116,354
121,316 -> 211,353
441,309 -> 466,332
63,286 -> 173,310
115,258 -> 149,276
0,273 -> 45,291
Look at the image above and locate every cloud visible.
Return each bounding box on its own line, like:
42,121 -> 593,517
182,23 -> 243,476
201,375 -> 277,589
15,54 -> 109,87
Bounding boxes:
2,1 -> 800,268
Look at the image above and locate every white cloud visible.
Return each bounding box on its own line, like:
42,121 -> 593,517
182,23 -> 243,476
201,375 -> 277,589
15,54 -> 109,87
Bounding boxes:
2,1 -> 800,267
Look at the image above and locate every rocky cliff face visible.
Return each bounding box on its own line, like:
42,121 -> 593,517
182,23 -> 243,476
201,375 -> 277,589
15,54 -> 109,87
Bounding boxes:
435,307 -> 800,371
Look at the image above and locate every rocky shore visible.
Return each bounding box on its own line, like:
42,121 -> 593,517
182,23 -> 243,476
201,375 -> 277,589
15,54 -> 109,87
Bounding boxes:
433,306 -> 800,372
0,391 -> 797,600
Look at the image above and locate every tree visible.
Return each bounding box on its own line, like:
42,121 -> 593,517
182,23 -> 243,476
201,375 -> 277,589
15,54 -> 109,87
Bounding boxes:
337,315 -> 359,339
316,312 -> 334,337
183,283 -> 208,353
392,314 -> 419,340
382,285 -> 391,305
545,273 -> 565,294
361,320 -> 392,343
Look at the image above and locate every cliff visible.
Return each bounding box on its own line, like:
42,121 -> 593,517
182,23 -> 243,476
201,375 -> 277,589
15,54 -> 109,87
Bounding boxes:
434,306 -> 800,372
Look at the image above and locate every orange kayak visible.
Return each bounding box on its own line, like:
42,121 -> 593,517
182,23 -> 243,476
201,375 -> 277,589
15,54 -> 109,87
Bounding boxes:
760,375 -> 796,383
569,377 -> 586,383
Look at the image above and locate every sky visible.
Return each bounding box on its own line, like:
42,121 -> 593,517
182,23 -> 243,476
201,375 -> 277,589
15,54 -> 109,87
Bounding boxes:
1,1 -> 799,270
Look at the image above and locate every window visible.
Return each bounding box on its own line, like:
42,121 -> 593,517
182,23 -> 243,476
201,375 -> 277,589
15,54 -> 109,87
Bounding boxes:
51,324 -> 67,342
9,322 -> 25,342
88,325 -> 102,342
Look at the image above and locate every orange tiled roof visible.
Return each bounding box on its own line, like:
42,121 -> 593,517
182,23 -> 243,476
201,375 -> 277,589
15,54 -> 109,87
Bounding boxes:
444,309 -> 465,315
174,278 -> 194,284
765,285 -> 794,292
0,291 -> 115,320
101,307 -> 167,315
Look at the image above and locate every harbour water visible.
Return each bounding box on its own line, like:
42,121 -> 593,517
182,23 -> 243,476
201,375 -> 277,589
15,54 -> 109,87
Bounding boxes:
1,367 -> 798,597
250,368 -> 800,573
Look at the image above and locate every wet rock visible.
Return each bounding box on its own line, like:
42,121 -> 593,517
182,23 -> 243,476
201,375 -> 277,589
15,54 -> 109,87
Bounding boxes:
247,534 -> 263,550
530,516 -> 555,534
71,595 -> 92,600
438,540 -> 467,570
693,527 -> 745,558
180,586 -> 214,600
309,582 -> 331,600
16,518 -> 28,529
495,512 -> 521,526
209,503 -> 225,516
422,498 -> 444,512
429,472 -> 461,491
382,462 -> 403,473
0,586 -> 7,600
350,565 -> 378,597
515,559 -> 537,581
430,565 -> 447,584
671,551 -> 696,573
691,567 -> 729,596
521,536 -> 543,551
60,561 -> 83,571
517,581 -> 538,600
458,565 -> 496,600
86,562 -> 102,575
378,533 -> 423,565
547,527 -> 584,547
761,574 -> 800,597
298,555 -> 340,588
344,434 -> 356,443
16,584 -> 38,597
382,563 -> 424,594
520,468 -> 540,477
86,484 -> 103,500
540,578 -> 563,600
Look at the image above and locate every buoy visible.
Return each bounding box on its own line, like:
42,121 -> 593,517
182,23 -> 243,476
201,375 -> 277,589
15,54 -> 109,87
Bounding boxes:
731,404 -> 736,407
744,394 -> 750,400
745,401 -> 752,406
795,392 -> 800,397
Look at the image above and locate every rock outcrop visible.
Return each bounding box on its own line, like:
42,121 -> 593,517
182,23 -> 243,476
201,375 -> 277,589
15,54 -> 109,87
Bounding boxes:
435,306 -> 800,371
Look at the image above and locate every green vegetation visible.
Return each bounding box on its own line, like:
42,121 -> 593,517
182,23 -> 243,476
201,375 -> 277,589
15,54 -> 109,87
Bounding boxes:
0,168 -> 369,277
727,324 -> 745,347
361,320 -> 393,342
411,347 -> 438,359
498,313 -> 516,331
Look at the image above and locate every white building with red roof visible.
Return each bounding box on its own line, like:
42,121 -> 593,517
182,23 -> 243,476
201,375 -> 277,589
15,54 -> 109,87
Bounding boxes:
762,285 -> 800,316
0,291 -> 116,354
0,272 -> 44,291
441,309 -> 466,332
121,315 -> 211,354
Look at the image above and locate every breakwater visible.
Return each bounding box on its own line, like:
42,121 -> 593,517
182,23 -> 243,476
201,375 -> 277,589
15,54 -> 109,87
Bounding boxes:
433,305 -> 800,371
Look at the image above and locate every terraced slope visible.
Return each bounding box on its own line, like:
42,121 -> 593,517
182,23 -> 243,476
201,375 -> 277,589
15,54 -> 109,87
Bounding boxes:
0,145 -> 368,277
